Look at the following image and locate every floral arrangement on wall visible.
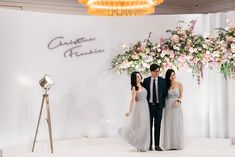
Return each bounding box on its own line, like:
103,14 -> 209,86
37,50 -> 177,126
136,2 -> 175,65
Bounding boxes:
111,20 -> 235,84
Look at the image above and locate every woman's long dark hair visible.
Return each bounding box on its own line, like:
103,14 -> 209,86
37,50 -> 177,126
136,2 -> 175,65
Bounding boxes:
165,69 -> 175,92
131,71 -> 143,91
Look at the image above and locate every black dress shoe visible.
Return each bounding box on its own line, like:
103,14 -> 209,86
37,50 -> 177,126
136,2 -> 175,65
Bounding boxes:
170,148 -> 178,150
149,146 -> 153,151
155,146 -> 163,151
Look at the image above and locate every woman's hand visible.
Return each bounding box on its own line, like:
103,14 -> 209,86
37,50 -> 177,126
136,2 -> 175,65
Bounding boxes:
174,101 -> 179,108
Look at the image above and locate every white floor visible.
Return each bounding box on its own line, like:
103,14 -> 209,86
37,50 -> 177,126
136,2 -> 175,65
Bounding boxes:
2,137 -> 235,157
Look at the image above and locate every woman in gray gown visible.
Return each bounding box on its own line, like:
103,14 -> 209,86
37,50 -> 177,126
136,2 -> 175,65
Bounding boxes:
118,71 -> 150,152
162,69 -> 184,150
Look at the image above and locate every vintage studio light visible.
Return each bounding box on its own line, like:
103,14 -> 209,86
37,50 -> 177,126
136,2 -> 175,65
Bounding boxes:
32,74 -> 54,153
39,74 -> 54,90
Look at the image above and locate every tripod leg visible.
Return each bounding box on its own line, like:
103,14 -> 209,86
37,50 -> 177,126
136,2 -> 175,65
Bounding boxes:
32,95 -> 45,152
46,95 -> 53,154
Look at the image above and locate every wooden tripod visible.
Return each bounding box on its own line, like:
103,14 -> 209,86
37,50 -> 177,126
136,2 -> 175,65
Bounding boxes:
32,90 -> 53,153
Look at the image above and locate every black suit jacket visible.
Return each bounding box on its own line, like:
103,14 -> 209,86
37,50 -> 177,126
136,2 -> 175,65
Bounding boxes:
143,76 -> 167,109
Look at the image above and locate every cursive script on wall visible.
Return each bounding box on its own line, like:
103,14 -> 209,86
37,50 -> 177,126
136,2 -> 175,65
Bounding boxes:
47,36 -> 105,58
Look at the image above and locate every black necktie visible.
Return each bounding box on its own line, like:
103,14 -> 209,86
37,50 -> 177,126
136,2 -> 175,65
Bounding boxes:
153,79 -> 156,103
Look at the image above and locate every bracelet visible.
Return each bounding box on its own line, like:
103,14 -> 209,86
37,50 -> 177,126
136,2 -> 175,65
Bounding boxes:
177,99 -> 182,103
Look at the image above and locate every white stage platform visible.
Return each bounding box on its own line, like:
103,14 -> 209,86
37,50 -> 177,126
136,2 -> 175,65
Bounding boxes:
2,137 -> 235,157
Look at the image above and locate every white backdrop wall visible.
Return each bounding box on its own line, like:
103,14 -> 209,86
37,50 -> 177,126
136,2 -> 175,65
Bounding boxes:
0,8 -> 234,147
226,10 -> 235,144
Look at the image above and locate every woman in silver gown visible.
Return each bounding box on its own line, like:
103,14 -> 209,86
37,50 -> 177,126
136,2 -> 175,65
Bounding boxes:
162,69 -> 184,150
118,71 -> 150,152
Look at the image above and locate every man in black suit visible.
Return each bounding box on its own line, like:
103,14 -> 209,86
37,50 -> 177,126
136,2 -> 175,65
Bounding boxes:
143,64 -> 167,151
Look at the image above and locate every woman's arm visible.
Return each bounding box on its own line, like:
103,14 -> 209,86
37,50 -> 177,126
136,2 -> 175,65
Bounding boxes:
174,82 -> 183,108
178,82 -> 183,102
126,87 -> 137,116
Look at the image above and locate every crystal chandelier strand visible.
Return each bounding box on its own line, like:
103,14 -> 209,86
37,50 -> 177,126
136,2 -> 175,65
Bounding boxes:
153,0 -> 164,5
87,4 -> 155,16
89,0 -> 151,7
78,0 -> 164,16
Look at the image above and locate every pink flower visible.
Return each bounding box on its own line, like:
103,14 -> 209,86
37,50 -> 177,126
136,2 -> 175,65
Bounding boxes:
172,34 -> 180,44
162,62 -> 168,67
178,55 -> 186,63
186,39 -> 193,46
226,36 -> 233,42
160,37 -> 165,45
189,47 -> 195,53
170,53 -> 175,59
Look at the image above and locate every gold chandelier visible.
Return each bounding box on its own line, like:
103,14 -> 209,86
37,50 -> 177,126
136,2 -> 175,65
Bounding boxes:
78,0 -> 164,16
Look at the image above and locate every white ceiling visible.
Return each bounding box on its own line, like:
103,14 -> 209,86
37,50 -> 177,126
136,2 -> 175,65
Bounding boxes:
0,0 -> 235,15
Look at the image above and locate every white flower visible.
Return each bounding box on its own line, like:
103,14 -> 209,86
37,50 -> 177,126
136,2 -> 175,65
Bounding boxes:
212,51 -> 220,57
122,44 -> 127,48
186,39 -> 192,46
169,50 -> 174,54
151,52 -> 155,56
135,64 -> 140,70
206,51 -> 210,54
130,61 -> 134,67
192,32 -> 197,36
145,56 -> 153,62
202,44 -> 208,49
139,53 -> 146,58
121,61 -> 130,68
165,57 -> 170,62
148,56 -> 153,62
160,53 -> 165,58
189,47 -> 195,53
157,49 -> 161,52
173,45 -> 180,51
157,60 -> 162,64
162,50 -> 168,55
173,45 -> 177,50
142,62 -> 150,68
222,47 -> 227,53
170,53 -> 175,59
232,48 -> 235,53
220,40 -> 225,45
231,43 -> 235,53
187,55 -> 193,60
142,42 -> 146,48
131,54 -> 140,60
145,48 -> 150,54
